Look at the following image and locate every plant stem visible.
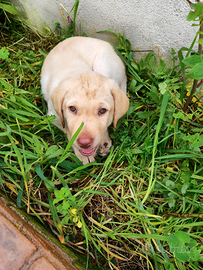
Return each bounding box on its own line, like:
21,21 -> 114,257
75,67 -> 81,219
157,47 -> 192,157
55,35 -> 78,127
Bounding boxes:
183,5 -> 203,112
183,80 -> 198,111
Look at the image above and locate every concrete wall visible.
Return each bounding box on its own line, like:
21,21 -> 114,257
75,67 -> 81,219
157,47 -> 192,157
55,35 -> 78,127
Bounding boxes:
10,0 -> 197,65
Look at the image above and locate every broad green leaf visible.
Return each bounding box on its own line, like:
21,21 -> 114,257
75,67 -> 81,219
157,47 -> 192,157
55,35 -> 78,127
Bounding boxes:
148,54 -> 156,71
134,84 -> 143,92
129,79 -> 137,92
167,264 -> 175,270
173,111 -> 189,121
61,215 -> 70,226
187,3 -> 203,21
0,3 -> 19,15
188,60 -> 203,79
165,180 -> 175,189
190,246 -> 200,261
54,187 -> 70,203
198,38 -> 203,45
62,200 -> 71,210
0,135 -> 9,144
136,111 -> 154,119
0,48 -> 9,60
182,54 -> 202,67
175,249 -> 190,262
187,11 -> 198,21
168,193 -> 176,208
167,231 -> 199,262
181,184 -> 189,194
167,235 -> 179,250
159,82 -> 167,94
149,91 -> 159,104
131,61 -> 139,71
180,171 -> 192,184
131,148 -> 143,154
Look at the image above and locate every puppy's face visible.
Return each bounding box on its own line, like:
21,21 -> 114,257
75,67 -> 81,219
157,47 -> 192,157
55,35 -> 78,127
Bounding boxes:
63,75 -> 114,157
51,73 -> 129,158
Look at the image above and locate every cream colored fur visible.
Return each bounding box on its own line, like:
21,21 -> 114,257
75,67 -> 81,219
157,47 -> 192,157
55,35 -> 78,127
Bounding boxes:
41,36 -> 129,164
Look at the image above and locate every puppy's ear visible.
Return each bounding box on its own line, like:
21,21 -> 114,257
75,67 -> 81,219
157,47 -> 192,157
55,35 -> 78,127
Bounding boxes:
51,87 -> 67,128
110,82 -> 129,129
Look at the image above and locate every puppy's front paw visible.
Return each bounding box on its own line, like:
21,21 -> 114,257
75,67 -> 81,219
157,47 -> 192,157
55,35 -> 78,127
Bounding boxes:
99,137 -> 112,157
73,147 -> 95,165
81,154 -> 95,165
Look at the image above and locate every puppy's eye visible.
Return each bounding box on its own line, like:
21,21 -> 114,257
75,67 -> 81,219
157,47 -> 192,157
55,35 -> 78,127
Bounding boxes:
99,108 -> 107,115
69,106 -> 77,113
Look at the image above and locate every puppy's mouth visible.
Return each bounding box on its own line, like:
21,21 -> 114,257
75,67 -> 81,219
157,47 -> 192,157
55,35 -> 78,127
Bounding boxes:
79,147 -> 97,157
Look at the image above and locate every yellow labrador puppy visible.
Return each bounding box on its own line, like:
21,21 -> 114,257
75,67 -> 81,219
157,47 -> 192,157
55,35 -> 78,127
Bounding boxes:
41,37 -> 129,164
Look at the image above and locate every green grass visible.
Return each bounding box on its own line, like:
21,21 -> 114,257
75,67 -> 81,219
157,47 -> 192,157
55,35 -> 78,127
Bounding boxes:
1,14 -> 203,270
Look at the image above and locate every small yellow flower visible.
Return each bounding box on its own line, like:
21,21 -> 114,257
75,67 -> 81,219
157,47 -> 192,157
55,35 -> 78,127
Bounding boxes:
73,216 -> 78,223
192,96 -> 197,102
71,208 -> 77,215
77,220 -> 82,228
186,86 -> 192,96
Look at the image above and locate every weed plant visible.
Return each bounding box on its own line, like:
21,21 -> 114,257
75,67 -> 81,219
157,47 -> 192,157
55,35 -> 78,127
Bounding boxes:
1,2 -> 203,270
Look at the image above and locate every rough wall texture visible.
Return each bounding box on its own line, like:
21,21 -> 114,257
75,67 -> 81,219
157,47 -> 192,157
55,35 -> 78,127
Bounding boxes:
10,0 -> 197,64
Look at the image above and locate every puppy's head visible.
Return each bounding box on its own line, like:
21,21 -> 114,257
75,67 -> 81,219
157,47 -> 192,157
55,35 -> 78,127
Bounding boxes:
51,72 -> 129,157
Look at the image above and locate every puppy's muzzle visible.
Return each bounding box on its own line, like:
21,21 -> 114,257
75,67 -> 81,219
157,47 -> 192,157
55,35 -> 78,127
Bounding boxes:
77,136 -> 97,157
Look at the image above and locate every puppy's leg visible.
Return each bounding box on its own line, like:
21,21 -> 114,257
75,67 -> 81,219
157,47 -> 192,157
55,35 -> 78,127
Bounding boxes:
99,130 -> 112,156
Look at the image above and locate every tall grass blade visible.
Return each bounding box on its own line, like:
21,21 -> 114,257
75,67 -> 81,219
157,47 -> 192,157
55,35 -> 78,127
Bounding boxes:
56,122 -> 84,166
48,192 -> 64,236
17,177 -> 24,208
142,92 -> 169,203
35,163 -> 56,191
